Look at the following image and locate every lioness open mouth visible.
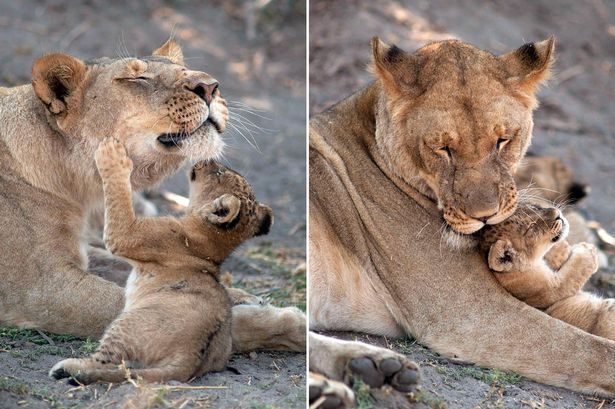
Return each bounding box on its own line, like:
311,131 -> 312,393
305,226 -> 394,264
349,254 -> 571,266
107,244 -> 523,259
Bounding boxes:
157,118 -> 222,148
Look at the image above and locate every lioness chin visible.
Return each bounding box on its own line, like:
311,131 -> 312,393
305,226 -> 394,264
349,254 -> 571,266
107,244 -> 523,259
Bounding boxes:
309,34 -> 615,402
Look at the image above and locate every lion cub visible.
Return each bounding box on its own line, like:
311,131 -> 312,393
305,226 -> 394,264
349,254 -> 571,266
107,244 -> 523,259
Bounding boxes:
478,203 -> 615,341
50,137 -> 273,384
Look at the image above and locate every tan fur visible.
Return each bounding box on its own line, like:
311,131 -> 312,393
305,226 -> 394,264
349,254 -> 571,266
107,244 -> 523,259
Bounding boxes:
309,36 -> 615,397
480,203 -> 615,341
49,138 -> 273,384
0,41 -> 306,356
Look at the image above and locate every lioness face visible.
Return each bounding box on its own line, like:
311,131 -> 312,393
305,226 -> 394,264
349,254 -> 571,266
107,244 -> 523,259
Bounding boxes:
31,39 -> 227,189
480,204 -> 568,272
188,161 -> 273,241
371,37 -> 554,234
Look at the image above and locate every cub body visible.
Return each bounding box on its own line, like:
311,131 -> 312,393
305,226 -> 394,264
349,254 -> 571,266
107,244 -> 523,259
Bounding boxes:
50,138 -> 273,384
479,203 -> 614,341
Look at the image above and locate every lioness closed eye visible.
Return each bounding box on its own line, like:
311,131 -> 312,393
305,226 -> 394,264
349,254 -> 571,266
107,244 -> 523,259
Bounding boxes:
49,137 -> 273,384
479,203 -> 615,341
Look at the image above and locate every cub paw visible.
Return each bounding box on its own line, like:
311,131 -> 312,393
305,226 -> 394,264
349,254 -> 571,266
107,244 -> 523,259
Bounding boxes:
49,358 -> 82,380
95,137 -> 133,177
570,242 -> 599,271
309,372 -> 355,409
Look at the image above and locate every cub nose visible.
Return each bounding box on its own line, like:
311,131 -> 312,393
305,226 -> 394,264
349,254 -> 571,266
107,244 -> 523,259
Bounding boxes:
547,208 -> 561,220
189,81 -> 219,105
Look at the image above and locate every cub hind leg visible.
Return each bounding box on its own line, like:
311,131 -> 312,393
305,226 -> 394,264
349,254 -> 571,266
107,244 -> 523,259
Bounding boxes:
50,357 -> 197,384
546,292 -> 615,341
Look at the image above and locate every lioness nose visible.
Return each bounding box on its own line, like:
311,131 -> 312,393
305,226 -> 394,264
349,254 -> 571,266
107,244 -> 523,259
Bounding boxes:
189,81 -> 219,105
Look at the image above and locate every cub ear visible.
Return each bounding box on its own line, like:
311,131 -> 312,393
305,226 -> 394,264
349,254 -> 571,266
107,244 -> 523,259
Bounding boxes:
499,36 -> 555,96
254,204 -> 273,237
200,194 -> 241,227
32,53 -> 87,115
153,39 -> 184,65
370,37 -> 418,97
487,239 -> 516,273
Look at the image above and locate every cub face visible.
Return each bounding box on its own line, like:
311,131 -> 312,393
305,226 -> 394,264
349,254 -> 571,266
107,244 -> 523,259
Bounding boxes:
188,161 -> 273,244
479,204 -> 569,272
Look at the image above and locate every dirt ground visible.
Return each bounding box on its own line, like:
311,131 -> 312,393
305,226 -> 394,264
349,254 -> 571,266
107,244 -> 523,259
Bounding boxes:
0,1 -> 306,408
310,0 -> 615,408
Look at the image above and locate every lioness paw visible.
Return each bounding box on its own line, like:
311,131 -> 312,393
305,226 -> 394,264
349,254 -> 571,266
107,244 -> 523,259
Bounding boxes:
309,372 -> 355,409
95,137 -> 133,177
346,354 -> 419,393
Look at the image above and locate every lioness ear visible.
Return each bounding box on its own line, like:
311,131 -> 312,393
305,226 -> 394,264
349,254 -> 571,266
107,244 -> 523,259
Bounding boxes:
500,36 -> 555,96
32,53 -> 87,115
200,194 -> 241,227
153,39 -> 184,65
487,240 -> 516,273
254,204 -> 273,237
370,37 -> 418,97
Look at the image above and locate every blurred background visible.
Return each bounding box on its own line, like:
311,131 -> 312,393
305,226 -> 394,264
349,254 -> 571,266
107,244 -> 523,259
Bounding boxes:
310,1 -> 615,407
0,1 -> 306,408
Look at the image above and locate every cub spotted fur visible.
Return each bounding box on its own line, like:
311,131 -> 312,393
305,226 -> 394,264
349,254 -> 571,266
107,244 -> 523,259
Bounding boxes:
479,203 -> 614,341
50,137 -> 273,384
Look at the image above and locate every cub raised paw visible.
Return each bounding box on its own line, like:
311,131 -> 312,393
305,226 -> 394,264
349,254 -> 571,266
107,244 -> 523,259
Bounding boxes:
94,137 -> 133,178
567,242 -> 599,272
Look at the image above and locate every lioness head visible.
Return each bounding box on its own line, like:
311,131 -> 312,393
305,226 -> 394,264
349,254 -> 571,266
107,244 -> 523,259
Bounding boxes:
370,37 -> 554,234
188,161 -> 273,258
478,203 -> 568,272
31,39 -> 227,189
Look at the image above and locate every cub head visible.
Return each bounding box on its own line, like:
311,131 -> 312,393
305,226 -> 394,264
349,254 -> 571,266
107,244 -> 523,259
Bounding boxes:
478,203 -> 568,273
370,36 -> 555,234
188,161 -> 273,258
31,39 -> 227,189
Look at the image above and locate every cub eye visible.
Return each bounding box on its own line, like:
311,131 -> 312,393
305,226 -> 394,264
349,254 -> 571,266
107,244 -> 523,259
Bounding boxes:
497,138 -> 510,151
437,146 -> 452,159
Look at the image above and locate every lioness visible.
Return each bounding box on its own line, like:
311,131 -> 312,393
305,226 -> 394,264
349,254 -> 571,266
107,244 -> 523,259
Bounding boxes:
309,35 -> 615,403
50,138 -> 273,384
0,39 -> 305,353
479,203 -> 614,341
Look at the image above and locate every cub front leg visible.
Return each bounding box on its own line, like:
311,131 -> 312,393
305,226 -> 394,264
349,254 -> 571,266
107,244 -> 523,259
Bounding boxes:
95,138 -> 179,261
544,240 -> 571,271
528,242 -> 598,308
94,137 -> 137,249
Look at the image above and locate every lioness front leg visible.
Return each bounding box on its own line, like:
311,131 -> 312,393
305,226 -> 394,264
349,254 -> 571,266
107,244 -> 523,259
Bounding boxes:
309,332 -> 420,393
231,304 -> 306,353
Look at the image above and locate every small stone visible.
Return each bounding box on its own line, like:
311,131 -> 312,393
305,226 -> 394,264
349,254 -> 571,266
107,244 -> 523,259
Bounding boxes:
249,352 -> 258,360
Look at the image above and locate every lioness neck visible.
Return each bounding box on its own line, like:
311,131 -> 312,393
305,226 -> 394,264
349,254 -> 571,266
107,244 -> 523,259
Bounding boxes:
346,82 -> 439,205
0,86 -> 101,208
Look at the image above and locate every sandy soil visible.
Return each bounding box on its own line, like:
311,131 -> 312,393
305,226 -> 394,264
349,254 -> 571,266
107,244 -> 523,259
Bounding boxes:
310,0 -> 615,408
0,1 -> 306,408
